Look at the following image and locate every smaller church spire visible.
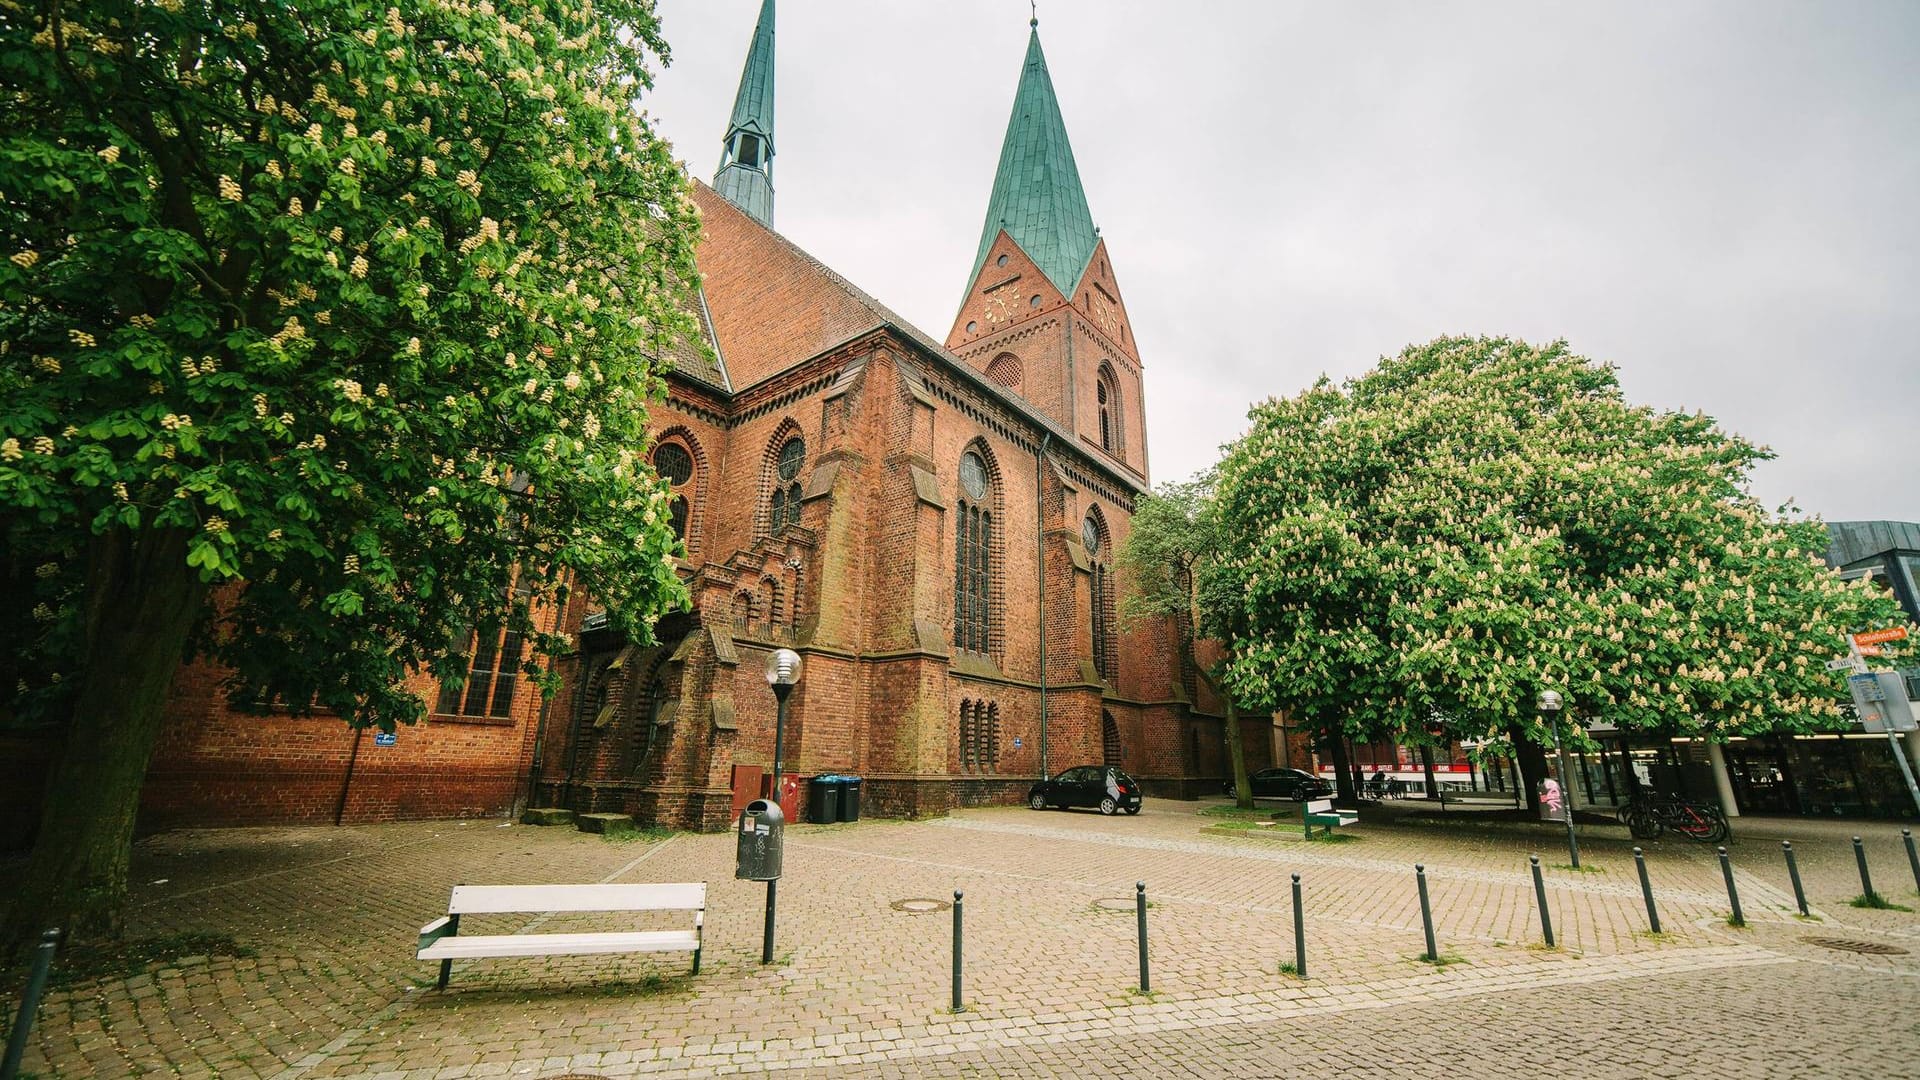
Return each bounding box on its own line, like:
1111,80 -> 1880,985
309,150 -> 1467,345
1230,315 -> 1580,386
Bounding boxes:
714,0 -> 776,226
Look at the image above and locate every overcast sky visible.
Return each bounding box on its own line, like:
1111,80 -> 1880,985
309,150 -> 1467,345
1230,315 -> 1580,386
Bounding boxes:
644,0 -> 1919,523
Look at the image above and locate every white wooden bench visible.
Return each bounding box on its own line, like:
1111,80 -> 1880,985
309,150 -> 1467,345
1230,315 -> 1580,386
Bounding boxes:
1303,798 -> 1359,839
417,882 -> 705,989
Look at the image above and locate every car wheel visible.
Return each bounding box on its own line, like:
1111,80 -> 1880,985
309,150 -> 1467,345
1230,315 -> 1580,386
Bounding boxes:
1099,796 -> 1119,816
1029,792 -> 1049,811
1124,804 -> 1141,816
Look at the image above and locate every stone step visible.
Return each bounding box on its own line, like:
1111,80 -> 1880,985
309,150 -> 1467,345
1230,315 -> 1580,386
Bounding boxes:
519,807 -> 576,827
576,812 -> 637,837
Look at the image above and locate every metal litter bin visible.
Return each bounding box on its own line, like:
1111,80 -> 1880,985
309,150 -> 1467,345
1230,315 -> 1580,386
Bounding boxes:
808,775 -> 842,824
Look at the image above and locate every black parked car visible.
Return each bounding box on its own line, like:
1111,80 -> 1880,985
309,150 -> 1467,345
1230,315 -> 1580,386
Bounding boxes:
1029,765 -> 1143,815
1222,767 -> 1331,801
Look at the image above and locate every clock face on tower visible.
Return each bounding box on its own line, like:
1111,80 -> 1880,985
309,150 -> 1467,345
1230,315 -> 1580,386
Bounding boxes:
1092,295 -> 1118,334
983,292 -> 1016,327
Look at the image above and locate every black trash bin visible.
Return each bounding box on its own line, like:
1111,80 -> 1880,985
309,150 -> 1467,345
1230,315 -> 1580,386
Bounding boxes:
840,776 -> 863,822
808,775 -> 841,824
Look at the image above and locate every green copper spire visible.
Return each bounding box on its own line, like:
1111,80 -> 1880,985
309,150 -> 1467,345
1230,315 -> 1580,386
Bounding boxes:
968,24 -> 1097,296
714,0 -> 775,226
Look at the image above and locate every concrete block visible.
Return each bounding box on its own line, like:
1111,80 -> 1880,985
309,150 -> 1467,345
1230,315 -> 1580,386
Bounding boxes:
519,807 -> 576,827
576,812 -> 636,836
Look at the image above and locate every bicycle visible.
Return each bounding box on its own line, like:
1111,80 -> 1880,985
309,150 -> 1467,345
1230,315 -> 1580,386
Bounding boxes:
1619,793 -> 1729,843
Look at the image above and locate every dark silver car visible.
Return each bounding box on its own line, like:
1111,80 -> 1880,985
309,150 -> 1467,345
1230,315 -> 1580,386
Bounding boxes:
1222,767 -> 1331,801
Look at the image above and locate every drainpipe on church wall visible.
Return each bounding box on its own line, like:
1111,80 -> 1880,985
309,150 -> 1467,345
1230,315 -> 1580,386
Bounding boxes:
1035,432 -> 1052,777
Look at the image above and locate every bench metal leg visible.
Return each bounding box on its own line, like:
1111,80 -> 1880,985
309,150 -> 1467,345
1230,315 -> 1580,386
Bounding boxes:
436,913 -> 460,990
691,947 -> 702,976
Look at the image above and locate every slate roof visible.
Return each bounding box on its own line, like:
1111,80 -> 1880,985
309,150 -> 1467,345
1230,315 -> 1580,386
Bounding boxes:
1827,520 -> 1920,567
966,27 -> 1099,297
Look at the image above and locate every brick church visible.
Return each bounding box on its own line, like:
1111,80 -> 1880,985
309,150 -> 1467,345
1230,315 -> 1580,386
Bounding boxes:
36,3 -> 1273,840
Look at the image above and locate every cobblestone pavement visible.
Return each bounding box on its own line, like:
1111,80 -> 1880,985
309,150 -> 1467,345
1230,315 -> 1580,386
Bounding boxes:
4,801 -> 1918,1078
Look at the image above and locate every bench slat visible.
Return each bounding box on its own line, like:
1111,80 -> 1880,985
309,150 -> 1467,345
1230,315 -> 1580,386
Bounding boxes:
447,882 -> 705,915
418,929 -> 700,960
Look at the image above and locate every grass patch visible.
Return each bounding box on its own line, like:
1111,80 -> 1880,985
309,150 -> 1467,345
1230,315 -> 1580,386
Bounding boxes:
1124,986 -> 1159,1001
1198,804 -> 1275,820
1276,960 -> 1302,977
1634,930 -> 1676,942
47,932 -> 255,989
1411,950 -> 1466,967
1793,912 -> 1823,923
1724,916 -> 1748,929
1305,831 -> 1358,844
1849,893 -> 1913,911
1550,863 -> 1605,874
601,825 -> 676,844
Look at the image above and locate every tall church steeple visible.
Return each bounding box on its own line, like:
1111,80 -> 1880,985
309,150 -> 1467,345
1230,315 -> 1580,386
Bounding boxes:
964,21 -> 1098,299
947,18 -> 1144,478
714,0 -> 776,227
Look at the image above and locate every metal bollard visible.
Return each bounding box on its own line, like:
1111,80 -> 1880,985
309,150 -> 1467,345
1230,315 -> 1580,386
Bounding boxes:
1718,846 -> 1744,927
1530,855 -> 1555,948
1905,830 -> 1920,896
951,889 -> 964,1013
1783,841 -> 1809,917
1634,847 -> 1661,934
1854,836 -> 1878,901
1,928 -> 60,1080
1291,873 -> 1307,978
1136,881 -> 1150,994
1415,864 -> 1437,961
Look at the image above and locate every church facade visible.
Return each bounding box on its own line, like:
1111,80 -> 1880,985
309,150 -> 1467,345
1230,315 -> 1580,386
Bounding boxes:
94,3 -> 1271,838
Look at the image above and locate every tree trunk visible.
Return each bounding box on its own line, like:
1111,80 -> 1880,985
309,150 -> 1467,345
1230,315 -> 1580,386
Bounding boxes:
1508,723 -> 1550,813
4,528 -> 208,955
1325,731 -> 1358,806
1223,697 -> 1250,810
1420,743 -> 1439,800
1194,664 -> 1251,810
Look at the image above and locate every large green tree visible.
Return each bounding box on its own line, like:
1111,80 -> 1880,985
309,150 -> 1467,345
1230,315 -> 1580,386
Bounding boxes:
1210,337 -> 1907,807
1119,475 -> 1255,809
0,0 -> 702,947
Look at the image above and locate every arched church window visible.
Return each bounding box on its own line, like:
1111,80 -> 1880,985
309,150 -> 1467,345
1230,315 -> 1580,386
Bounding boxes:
1085,509 -> 1115,683
954,449 -> 995,655
769,435 -> 805,531
653,442 -> 693,485
1095,366 -> 1122,455
986,353 -> 1022,391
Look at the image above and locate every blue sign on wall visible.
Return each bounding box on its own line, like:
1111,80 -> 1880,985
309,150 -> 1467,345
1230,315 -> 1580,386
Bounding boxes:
373,731 -> 398,747
1013,737 -> 1023,748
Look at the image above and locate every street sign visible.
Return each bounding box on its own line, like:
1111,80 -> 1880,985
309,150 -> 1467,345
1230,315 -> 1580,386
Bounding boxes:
1827,658 -> 1857,672
373,731 -> 398,747
1859,645 -> 1885,657
1852,672 -> 1916,733
1854,627 -> 1910,647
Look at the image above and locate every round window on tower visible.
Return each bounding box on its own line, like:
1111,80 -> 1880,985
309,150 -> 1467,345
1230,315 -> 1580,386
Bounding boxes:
966,320 -> 978,335
997,254 -> 1009,268
1030,295 -> 1042,309
959,451 -> 988,502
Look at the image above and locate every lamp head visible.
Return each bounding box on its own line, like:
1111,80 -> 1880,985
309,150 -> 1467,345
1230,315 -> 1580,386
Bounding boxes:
1535,690 -> 1563,713
765,648 -> 803,688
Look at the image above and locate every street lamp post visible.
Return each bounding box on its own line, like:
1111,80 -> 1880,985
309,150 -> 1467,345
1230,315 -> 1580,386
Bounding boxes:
762,648 -> 802,965
1538,690 -> 1579,868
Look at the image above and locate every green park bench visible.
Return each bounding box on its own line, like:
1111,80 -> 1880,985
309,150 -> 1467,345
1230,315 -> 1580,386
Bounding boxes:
1303,797 -> 1358,839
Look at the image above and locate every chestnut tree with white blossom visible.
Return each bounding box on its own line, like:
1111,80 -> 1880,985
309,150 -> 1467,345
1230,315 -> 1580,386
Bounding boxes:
1209,337 -> 1907,809
0,0 -> 703,947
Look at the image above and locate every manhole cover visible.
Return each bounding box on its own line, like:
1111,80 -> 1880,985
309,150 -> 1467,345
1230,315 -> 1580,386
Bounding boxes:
890,898 -> 951,914
1799,936 -> 1909,956
1093,897 -> 1136,912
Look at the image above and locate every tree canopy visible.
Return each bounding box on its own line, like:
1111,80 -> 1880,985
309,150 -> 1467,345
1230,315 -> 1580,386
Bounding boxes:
0,0 -> 705,944
1,0 -> 702,727
1209,336 -> 1906,757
